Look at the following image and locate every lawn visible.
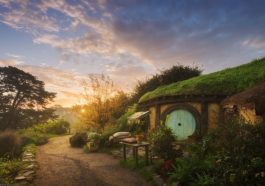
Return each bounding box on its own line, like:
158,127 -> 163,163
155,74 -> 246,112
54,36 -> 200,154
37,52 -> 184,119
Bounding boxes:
140,57 -> 265,102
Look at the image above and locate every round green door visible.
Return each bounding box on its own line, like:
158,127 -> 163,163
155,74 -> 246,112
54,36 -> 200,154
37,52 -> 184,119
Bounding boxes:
165,109 -> 196,140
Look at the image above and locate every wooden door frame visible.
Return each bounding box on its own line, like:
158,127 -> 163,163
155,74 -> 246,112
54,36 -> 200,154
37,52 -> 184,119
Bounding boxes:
160,103 -> 202,138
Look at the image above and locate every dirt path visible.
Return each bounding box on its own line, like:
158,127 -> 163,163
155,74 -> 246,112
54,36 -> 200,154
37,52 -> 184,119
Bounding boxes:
34,135 -> 149,186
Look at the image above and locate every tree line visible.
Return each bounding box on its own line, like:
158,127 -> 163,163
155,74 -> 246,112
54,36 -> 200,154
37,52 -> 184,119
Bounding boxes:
0,64 -> 201,131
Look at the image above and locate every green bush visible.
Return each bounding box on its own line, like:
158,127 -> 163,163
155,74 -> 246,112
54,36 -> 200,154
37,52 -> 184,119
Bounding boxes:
69,132 -> 87,147
87,132 -> 101,144
115,104 -> 137,131
20,128 -> 48,146
0,158 -> 23,184
0,130 -> 22,158
33,119 -> 70,135
168,120 -> 265,185
148,127 -> 177,160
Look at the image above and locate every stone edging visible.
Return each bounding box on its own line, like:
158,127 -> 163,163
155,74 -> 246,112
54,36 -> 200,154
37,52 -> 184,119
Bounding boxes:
15,148 -> 37,184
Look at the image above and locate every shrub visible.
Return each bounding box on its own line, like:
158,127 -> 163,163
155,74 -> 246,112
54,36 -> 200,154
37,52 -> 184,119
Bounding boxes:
115,104 -> 137,132
87,132 -> 101,144
0,158 -> 23,184
34,119 -> 70,135
0,130 -> 22,158
168,120 -> 265,185
20,128 -> 48,146
69,132 -> 87,147
148,127 -> 177,160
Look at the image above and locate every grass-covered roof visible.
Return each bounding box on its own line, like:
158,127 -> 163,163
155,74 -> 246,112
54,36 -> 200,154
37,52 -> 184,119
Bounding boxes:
139,57 -> 265,103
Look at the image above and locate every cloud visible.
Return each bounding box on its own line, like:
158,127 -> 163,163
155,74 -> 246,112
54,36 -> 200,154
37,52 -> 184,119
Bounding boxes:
0,1 -> 59,33
0,59 -> 24,66
1,0 -> 265,106
242,39 -> 265,49
33,32 -> 115,55
0,59 -> 86,107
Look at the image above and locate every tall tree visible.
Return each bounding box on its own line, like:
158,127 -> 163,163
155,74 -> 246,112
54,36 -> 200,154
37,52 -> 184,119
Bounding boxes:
0,66 -> 56,130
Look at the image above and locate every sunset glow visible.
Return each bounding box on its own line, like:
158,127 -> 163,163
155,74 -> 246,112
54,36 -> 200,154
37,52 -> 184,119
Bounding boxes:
0,0 -> 265,107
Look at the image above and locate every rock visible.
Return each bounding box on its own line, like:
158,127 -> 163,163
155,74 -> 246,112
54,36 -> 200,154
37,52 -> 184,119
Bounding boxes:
15,176 -> 26,181
24,152 -> 34,156
22,158 -> 36,162
25,164 -> 36,170
23,170 -> 35,177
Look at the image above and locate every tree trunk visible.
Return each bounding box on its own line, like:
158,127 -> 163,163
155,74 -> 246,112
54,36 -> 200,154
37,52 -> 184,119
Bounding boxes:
6,91 -> 21,129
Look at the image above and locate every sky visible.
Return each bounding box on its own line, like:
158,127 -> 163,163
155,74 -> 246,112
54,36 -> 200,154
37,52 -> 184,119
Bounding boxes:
0,0 -> 265,107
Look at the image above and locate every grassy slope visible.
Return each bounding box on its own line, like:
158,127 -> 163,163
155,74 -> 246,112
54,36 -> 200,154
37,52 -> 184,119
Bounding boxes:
140,58 -> 265,102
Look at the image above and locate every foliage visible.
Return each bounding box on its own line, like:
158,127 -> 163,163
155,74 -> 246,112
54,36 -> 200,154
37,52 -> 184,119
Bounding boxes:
83,133 -> 102,153
0,130 -> 22,158
19,119 -> 70,146
0,158 -> 23,184
140,57 -> 265,102
168,120 -> 265,185
20,128 -> 49,146
97,105 -> 138,148
120,157 -> 154,181
0,143 -> 36,184
79,74 -> 130,131
131,64 -> 201,102
87,132 -> 101,144
115,104 -> 137,131
148,127 -> 177,160
0,66 -> 56,130
16,108 -> 58,129
69,132 -> 88,147
33,119 -> 70,135
23,143 -> 37,155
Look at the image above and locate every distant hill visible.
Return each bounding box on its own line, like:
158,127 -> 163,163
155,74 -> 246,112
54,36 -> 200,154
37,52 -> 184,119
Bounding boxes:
140,57 -> 265,102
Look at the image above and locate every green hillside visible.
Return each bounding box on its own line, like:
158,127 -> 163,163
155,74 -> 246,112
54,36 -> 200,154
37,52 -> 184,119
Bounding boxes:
139,57 -> 265,103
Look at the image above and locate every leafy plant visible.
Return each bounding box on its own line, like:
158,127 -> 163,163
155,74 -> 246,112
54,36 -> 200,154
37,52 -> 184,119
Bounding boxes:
148,127 -> 177,160
167,120 -> 265,185
69,132 -> 87,147
0,158 -> 23,184
20,128 -> 49,145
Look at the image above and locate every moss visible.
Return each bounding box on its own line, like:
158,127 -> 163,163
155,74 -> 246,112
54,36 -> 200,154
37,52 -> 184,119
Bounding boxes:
140,58 -> 265,102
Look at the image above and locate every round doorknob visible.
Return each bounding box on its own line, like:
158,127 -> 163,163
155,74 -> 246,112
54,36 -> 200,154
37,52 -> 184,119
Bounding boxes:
178,123 -> 181,126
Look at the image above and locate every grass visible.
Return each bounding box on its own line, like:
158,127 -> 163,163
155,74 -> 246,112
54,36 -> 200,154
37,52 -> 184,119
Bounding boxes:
0,143 -> 36,184
0,158 -> 23,184
120,157 -> 155,182
23,143 -> 37,155
140,57 -> 265,102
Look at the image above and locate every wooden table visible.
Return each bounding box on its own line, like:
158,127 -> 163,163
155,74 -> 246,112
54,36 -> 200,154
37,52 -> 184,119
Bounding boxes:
120,142 -> 150,166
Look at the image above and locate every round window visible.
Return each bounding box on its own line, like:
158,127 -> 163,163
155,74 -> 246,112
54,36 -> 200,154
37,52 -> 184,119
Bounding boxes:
165,109 -> 196,140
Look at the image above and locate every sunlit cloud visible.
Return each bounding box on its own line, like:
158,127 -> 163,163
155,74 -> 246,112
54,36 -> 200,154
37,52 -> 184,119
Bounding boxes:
0,0 -> 265,106
242,39 -> 265,49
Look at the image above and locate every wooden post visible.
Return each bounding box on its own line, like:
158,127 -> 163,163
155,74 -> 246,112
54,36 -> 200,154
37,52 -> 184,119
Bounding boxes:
201,102 -> 208,135
135,147 -> 138,167
145,145 -> 149,165
123,144 -> 126,161
155,104 -> 161,127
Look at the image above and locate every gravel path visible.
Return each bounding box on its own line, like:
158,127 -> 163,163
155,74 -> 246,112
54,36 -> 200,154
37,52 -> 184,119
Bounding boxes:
34,135 -> 149,186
